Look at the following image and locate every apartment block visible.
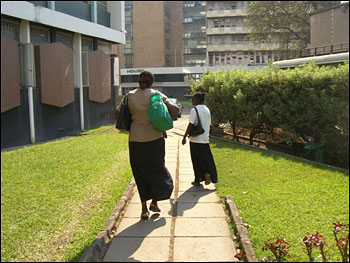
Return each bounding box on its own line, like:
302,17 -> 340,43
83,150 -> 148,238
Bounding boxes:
123,1 -> 182,68
1,1 -> 125,149
183,1 -> 207,66
206,1 -> 280,67
309,2 -> 349,54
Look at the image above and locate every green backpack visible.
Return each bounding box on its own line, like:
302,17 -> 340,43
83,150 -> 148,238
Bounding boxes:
148,92 -> 173,131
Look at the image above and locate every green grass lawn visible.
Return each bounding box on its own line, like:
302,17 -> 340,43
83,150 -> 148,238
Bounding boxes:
1,127 -> 132,262
211,138 -> 349,262
179,100 -> 193,108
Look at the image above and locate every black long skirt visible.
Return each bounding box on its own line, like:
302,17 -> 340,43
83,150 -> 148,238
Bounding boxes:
190,142 -> 218,183
129,138 -> 174,202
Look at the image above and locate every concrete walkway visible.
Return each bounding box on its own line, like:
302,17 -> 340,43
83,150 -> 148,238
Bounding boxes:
104,115 -> 238,262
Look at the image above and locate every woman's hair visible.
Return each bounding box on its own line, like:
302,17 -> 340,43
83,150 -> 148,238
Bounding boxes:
139,71 -> 154,84
193,93 -> 205,104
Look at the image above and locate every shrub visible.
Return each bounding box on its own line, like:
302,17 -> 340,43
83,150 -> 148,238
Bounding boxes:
192,62 -> 349,168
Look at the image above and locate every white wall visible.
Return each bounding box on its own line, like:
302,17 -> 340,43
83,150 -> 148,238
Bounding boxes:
1,1 -> 125,44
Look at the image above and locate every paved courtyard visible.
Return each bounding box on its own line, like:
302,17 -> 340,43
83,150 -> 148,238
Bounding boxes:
103,112 -> 238,262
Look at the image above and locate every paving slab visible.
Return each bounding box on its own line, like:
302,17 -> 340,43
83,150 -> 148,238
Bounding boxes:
104,237 -> 170,262
165,157 -> 177,163
130,191 -> 175,204
177,190 -> 219,203
178,183 -> 216,192
178,175 -> 196,182
167,167 -> 177,176
179,167 -> 196,174
177,203 -> 227,218
115,217 -> 171,237
175,218 -> 232,237
173,237 -> 237,262
179,158 -> 192,163
179,164 -> 194,169
123,203 -> 174,218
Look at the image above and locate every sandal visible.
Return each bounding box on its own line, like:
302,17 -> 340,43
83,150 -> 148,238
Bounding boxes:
191,181 -> 201,186
149,204 -> 161,212
204,173 -> 211,185
141,211 -> 149,220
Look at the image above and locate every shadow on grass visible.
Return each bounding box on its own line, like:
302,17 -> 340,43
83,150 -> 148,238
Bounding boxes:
69,245 -> 89,262
210,138 -> 349,176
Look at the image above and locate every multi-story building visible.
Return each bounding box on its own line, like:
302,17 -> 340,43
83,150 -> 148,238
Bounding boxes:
301,2 -> 349,57
183,1 -> 207,67
1,1 -> 125,149
206,1 -> 280,67
123,1 -> 183,68
274,2 -> 349,68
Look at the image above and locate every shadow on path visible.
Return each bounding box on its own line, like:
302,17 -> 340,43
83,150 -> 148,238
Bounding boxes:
104,214 -> 166,262
168,185 -> 216,217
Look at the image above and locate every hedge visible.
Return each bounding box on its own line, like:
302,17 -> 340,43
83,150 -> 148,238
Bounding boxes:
192,62 -> 349,169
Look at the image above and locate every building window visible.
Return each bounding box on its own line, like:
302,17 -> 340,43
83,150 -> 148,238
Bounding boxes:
165,23 -> 170,33
184,18 -> 193,23
220,36 -> 225,44
164,7 -> 170,17
98,40 -> 111,55
215,55 -> 219,64
165,55 -> 170,66
124,39 -> 133,54
184,3 -> 195,8
255,52 -> 260,64
30,25 -> 50,45
261,52 -> 265,64
184,33 -> 191,38
56,31 -> 74,49
165,39 -> 170,49
250,52 -> 254,63
97,1 -> 107,12
209,54 -> 213,65
1,18 -> 20,41
82,37 -> 93,87
225,18 -> 231,27
124,54 -> 134,68
231,1 -> 237,9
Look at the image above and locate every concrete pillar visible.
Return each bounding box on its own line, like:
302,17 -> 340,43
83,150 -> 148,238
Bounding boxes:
74,33 -> 85,130
48,1 -> 55,10
20,20 -> 36,144
91,1 -> 97,23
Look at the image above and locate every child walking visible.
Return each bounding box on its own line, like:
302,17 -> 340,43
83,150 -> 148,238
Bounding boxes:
182,93 -> 218,186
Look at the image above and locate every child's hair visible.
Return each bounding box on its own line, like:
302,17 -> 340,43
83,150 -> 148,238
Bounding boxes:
193,93 -> 205,104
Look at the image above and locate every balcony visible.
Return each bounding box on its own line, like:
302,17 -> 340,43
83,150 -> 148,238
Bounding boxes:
207,43 -> 280,52
299,43 -> 349,57
206,9 -> 247,18
207,26 -> 251,35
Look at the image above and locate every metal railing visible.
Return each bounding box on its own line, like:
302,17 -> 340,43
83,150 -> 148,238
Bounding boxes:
299,43 -> 349,57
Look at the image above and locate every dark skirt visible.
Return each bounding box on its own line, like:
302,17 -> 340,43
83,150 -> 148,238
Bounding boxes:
129,138 -> 174,202
190,142 -> 218,183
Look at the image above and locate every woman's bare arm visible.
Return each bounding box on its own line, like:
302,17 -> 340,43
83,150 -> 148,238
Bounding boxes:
182,123 -> 194,145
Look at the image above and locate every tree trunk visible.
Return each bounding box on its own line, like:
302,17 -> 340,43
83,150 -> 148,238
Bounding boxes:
230,121 -> 239,142
249,130 -> 255,145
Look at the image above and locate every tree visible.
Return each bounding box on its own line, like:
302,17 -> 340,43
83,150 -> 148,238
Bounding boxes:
244,1 -> 340,59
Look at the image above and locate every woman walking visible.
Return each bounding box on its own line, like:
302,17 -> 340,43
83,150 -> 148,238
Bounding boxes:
182,93 -> 218,186
116,71 -> 177,220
